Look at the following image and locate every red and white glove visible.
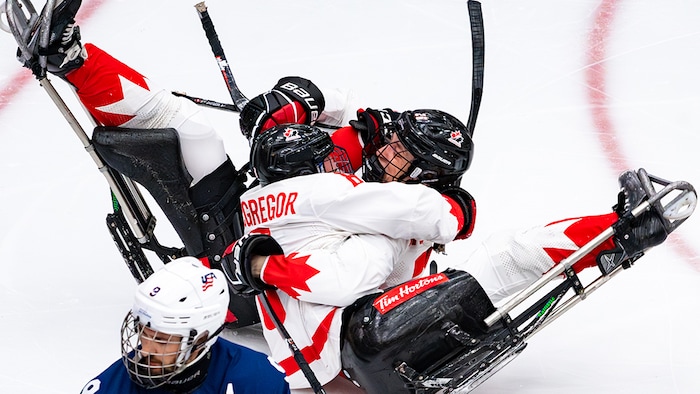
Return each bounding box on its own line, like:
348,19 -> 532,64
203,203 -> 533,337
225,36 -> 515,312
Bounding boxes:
239,76 -> 325,142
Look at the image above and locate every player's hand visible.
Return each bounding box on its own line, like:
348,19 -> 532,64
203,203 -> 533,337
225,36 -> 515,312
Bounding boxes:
239,76 -> 325,142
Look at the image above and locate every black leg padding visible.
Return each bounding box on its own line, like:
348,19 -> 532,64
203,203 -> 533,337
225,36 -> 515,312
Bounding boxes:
93,127 -> 204,255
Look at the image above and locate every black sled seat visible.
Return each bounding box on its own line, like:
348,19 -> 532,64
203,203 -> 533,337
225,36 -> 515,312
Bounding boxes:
93,127 -> 204,254
92,126 -> 259,328
341,269 -> 499,393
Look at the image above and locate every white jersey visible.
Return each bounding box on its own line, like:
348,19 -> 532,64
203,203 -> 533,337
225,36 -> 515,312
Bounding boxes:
239,172 -> 460,388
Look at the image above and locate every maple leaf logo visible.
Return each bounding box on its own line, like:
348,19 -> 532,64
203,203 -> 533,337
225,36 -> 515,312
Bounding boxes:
265,252 -> 319,298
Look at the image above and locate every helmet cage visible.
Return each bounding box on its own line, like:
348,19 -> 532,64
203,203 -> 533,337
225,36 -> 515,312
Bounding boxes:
362,109 -> 473,189
121,312 -> 205,389
118,257 -> 228,389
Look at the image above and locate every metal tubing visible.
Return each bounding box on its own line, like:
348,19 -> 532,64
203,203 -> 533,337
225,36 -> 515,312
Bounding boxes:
484,200 -> 652,327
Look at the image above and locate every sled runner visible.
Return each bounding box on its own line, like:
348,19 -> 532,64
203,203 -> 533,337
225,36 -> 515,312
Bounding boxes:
340,168 -> 696,393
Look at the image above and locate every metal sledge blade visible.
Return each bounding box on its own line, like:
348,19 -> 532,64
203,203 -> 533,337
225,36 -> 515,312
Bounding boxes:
636,168 -> 696,231
3,0 -> 55,74
484,169 -> 697,328
1,0 -> 40,36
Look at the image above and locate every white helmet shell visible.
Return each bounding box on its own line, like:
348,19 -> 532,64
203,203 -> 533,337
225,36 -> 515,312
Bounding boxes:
132,256 -> 229,347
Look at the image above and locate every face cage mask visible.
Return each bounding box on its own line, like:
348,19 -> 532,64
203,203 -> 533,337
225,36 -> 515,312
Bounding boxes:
362,127 -> 424,184
120,311 -> 199,389
319,145 -> 354,175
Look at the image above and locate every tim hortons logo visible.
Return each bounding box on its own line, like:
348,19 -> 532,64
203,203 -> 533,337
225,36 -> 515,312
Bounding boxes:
373,273 -> 449,314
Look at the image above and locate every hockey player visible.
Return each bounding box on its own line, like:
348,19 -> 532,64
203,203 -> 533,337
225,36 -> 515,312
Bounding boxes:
220,123 -> 672,390
10,2 -> 683,391
12,0 -> 671,297
221,123 -> 475,388
10,0 -> 473,325
80,257 -> 290,393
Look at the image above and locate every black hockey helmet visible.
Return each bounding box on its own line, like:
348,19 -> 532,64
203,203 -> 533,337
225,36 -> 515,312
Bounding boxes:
250,123 -> 351,186
363,109 -> 474,189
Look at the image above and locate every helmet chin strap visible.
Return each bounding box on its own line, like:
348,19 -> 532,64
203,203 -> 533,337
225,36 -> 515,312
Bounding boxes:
395,162 -> 422,184
164,350 -> 212,393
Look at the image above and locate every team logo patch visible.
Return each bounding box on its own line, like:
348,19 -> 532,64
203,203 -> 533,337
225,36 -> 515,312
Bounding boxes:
283,127 -> 301,141
201,272 -> 217,291
372,273 -> 449,314
449,130 -> 464,147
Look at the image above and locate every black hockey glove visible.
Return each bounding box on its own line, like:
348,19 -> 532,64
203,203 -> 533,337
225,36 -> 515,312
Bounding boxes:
239,76 -> 325,142
349,108 -> 399,146
441,187 -> 477,240
221,233 -> 283,296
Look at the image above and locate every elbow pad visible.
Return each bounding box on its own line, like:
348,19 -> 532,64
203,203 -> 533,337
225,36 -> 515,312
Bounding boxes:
441,187 -> 476,240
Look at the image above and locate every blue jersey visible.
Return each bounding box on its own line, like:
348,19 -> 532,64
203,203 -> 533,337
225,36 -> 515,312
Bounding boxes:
80,338 -> 290,394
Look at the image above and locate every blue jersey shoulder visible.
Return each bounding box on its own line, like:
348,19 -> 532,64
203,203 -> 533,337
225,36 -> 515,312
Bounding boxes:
81,338 -> 289,394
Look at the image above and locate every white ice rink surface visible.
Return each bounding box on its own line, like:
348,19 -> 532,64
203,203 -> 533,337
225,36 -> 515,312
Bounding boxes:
1,0 -> 699,393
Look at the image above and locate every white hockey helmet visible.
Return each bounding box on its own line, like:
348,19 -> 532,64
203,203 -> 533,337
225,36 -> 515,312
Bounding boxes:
120,256 -> 229,389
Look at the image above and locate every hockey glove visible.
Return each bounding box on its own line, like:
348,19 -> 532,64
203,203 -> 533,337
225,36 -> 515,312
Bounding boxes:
441,187 -> 477,240
221,233 -> 283,296
239,76 -> 325,142
349,108 -> 399,146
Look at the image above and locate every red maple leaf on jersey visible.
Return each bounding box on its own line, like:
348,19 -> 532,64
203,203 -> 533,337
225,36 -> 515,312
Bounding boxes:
66,44 -> 151,126
263,252 -> 320,298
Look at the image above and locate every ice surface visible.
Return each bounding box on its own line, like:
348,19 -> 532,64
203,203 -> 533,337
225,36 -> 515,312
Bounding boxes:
1,1 -> 698,393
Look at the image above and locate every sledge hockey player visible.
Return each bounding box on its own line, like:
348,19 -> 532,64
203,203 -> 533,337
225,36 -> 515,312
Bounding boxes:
80,257 -> 290,393
221,123 -> 674,391
8,0 -> 474,325
10,0 -> 679,302
222,123 -> 474,389
10,0 -> 673,315
9,1 -> 693,392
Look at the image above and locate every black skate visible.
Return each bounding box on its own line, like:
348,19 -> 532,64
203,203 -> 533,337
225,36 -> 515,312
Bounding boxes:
597,169 -> 694,274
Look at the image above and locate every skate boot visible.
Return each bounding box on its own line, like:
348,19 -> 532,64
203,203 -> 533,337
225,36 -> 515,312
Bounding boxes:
13,0 -> 86,77
596,169 -> 669,274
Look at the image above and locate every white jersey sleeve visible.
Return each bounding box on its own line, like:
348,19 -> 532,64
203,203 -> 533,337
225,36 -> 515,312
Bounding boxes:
240,172 -> 460,250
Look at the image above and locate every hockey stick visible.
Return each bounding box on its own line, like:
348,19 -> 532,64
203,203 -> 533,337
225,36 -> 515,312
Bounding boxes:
258,292 -> 327,394
466,0 -> 485,136
194,2 -> 249,111
171,91 -> 238,112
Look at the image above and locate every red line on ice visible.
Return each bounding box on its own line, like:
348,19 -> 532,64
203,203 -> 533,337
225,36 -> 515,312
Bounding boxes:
0,0 -> 110,112
585,0 -> 699,270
